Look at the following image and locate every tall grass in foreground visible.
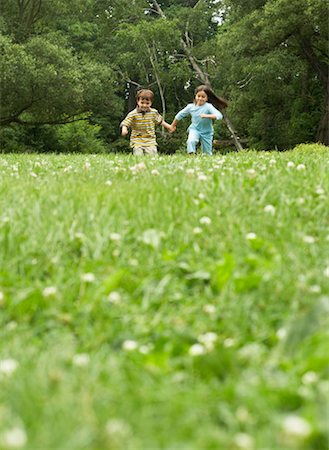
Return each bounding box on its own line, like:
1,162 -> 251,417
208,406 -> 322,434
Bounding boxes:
0,144 -> 328,450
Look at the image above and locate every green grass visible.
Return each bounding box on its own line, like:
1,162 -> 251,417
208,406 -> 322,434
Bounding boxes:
0,143 -> 328,450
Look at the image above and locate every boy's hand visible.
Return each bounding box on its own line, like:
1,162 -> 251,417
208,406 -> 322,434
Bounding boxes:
121,126 -> 129,136
169,125 -> 176,133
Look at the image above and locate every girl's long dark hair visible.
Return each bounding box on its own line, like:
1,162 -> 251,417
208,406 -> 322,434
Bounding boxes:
195,85 -> 228,110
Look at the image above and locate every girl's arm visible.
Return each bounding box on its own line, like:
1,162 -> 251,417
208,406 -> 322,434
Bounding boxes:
200,114 -> 218,119
161,120 -> 175,133
168,118 -> 178,132
201,104 -> 223,120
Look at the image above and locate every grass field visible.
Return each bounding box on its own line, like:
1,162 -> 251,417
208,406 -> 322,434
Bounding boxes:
0,143 -> 328,450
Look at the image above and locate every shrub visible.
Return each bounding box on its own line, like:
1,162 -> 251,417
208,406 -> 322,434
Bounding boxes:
56,121 -> 108,153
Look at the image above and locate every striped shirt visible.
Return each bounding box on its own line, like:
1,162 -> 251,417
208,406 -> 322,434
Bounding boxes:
121,108 -> 163,147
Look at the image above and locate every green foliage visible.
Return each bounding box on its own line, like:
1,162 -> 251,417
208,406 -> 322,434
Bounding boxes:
0,149 -> 328,448
0,0 -> 327,151
56,121 -> 108,153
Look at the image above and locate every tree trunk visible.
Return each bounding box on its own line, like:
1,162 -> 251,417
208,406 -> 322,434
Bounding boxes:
152,0 -> 243,151
316,87 -> 329,145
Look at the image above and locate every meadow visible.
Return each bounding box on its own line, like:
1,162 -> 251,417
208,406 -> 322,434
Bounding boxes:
0,143 -> 328,450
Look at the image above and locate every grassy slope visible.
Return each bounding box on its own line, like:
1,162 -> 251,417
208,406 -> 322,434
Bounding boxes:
0,144 -> 328,449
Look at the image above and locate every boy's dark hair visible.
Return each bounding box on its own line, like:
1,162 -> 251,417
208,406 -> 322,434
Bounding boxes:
195,85 -> 228,110
136,89 -> 154,101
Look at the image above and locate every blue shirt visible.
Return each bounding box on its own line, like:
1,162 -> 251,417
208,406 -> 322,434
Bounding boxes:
175,102 -> 223,134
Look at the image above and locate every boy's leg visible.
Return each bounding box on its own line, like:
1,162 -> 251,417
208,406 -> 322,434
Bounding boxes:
144,146 -> 157,155
187,129 -> 200,154
133,147 -> 144,156
200,133 -> 213,155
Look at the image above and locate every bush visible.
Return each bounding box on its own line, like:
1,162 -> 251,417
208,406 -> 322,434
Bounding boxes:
56,121 -> 108,153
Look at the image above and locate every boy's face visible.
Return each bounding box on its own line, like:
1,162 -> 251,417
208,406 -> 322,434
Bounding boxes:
195,91 -> 208,106
137,97 -> 152,111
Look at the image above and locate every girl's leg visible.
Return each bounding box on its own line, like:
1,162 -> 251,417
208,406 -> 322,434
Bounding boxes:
187,129 -> 200,154
200,133 -> 213,155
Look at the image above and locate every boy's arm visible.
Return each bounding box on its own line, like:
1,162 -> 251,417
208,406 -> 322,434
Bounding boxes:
120,112 -> 134,136
161,120 -> 175,133
168,118 -> 178,132
121,125 -> 129,136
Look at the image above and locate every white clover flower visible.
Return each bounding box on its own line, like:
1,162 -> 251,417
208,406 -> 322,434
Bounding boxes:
239,343 -> 264,359
223,338 -> 236,348
233,432 -> 255,449
287,161 -> 295,168
189,343 -> 206,356
235,406 -> 251,423
0,291 -> 4,304
0,359 -> 18,376
72,353 -> 90,367
84,161 -> 91,170
109,233 -> 121,241
199,216 -> 211,225
198,174 -> 207,181
246,232 -> 257,240
6,321 -> 18,331
276,328 -> 287,340
269,159 -> 276,165
151,169 -> 160,176
81,272 -> 95,282
309,285 -> 321,294
198,332 -> 218,350
302,235 -> 315,244
281,415 -> 312,440
107,292 -> 121,304
193,227 -> 203,234
203,304 -> 216,314
106,419 -> 130,437
246,168 -> 256,177
297,197 -> 305,204
122,340 -> 138,351
105,180 -> 113,186
138,344 -> 153,354
315,187 -> 325,195
323,267 -> 329,277
63,165 -> 72,172
198,193 -> 206,200
263,204 -> 276,215
302,371 -> 318,385
42,286 -> 57,298
29,171 -> 37,178
2,426 -> 27,448
128,258 -> 138,267
296,164 -> 306,171
130,162 -> 146,173
186,168 -> 195,176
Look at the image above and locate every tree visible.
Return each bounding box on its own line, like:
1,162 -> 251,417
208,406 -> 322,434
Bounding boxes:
216,0 -> 328,147
0,34 -> 118,127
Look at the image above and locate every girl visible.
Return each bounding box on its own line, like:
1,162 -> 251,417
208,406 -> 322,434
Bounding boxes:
170,85 -> 228,155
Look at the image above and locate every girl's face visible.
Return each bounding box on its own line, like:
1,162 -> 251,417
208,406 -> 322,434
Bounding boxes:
195,90 -> 208,106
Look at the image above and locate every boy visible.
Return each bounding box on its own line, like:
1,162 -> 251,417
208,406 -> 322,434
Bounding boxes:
120,89 -> 172,155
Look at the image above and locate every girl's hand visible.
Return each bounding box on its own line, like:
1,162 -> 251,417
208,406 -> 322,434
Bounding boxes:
169,125 -> 176,133
200,114 -> 208,118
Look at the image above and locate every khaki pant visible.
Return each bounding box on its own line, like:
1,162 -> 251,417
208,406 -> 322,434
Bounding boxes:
133,145 -> 157,156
